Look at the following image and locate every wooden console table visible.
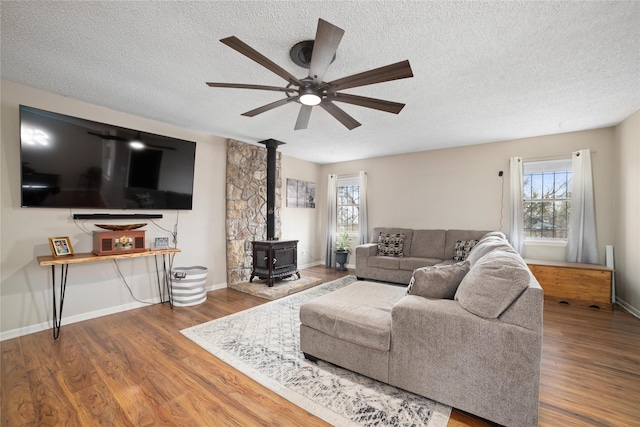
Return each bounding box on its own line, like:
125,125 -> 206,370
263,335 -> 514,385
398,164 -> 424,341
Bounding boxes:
525,259 -> 614,310
38,248 -> 181,339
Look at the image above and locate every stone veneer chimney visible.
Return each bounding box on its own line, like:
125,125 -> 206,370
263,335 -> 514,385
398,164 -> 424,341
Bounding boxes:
225,139 -> 282,285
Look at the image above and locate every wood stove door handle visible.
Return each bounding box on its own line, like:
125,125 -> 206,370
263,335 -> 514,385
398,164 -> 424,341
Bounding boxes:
272,258 -> 277,265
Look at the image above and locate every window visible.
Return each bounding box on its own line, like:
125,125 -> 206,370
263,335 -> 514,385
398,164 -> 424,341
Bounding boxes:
523,159 -> 572,239
337,177 -> 360,233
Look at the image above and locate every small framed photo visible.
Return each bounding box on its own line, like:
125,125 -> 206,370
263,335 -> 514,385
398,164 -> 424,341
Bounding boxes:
49,237 -> 74,257
154,237 -> 169,249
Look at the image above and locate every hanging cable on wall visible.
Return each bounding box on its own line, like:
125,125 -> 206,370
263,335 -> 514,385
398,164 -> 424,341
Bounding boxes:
498,170 -> 504,231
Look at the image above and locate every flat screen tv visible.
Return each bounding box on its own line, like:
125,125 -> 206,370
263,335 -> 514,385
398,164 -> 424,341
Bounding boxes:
20,105 -> 196,210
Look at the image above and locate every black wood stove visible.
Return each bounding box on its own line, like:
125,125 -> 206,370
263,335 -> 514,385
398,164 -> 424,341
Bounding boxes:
250,139 -> 299,286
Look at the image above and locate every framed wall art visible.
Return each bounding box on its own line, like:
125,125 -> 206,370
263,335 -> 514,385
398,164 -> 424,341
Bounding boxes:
286,178 -> 316,208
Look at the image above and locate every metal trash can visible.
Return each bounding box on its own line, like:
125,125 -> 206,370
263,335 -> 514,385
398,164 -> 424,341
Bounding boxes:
171,266 -> 208,307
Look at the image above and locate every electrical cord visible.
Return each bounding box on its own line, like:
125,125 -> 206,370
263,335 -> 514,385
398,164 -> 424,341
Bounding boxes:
112,259 -> 154,305
151,210 -> 180,248
499,173 -> 505,231
71,210 -> 93,236
69,209 -> 179,304
301,250 -> 324,262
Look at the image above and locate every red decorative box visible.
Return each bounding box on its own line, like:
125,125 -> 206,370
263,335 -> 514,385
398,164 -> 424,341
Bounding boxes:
93,230 -> 146,256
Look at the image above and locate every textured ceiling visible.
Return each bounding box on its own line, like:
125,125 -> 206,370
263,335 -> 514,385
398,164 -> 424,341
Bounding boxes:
2,1 -> 639,164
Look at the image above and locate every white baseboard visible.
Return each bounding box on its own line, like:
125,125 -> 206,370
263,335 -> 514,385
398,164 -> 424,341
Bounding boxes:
207,282 -> 227,291
297,260 -> 323,269
615,297 -> 640,318
0,298 -> 161,341
1,281 -> 229,341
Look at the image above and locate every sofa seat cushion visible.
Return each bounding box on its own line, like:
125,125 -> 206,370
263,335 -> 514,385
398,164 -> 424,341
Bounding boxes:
399,257 -> 442,271
368,255 -> 401,269
300,281 -> 406,351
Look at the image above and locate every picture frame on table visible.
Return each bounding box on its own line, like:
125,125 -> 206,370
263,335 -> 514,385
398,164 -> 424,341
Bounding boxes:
48,237 -> 74,257
154,237 -> 170,249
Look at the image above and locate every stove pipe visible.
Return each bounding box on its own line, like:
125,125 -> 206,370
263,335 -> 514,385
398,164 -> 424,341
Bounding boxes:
258,139 -> 285,240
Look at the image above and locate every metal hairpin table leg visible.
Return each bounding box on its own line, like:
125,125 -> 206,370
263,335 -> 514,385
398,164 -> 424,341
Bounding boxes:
164,253 -> 173,308
154,253 -> 173,308
51,264 -> 69,340
154,255 -> 165,303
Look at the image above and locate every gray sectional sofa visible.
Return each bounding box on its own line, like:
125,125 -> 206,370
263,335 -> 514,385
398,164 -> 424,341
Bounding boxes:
355,227 -> 491,284
300,230 -> 543,427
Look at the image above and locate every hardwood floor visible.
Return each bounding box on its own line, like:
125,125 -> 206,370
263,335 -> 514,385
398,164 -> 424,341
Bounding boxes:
2,265 -> 639,426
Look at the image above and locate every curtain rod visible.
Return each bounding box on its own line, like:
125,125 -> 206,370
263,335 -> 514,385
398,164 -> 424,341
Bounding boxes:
524,150 -> 597,163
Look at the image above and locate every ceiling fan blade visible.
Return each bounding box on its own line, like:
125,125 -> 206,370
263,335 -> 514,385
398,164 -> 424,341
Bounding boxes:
221,36 -> 302,86
241,97 -> 299,117
330,93 -> 405,114
294,105 -> 313,130
308,19 -> 344,85
319,101 -> 361,130
206,82 -> 297,93
146,144 -> 176,151
87,131 -> 129,141
326,60 -> 413,92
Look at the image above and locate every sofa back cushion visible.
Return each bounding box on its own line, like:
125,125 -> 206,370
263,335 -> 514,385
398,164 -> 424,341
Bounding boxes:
410,229 -> 446,259
444,230 -> 489,259
455,250 -> 530,318
478,231 -> 507,243
406,261 -> 470,299
372,227 -> 414,257
466,237 -> 516,266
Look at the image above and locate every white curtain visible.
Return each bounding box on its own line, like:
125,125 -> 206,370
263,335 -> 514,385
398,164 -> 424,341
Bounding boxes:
325,174 -> 338,267
509,157 -> 524,255
566,149 -> 598,263
358,171 -> 368,244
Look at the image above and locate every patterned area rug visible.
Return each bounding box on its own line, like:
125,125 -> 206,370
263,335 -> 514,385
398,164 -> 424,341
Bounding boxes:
181,275 -> 451,427
228,275 -> 321,300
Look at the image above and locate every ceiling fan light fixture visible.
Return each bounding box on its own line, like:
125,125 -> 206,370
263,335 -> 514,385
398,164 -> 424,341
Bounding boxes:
299,86 -> 322,106
129,141 -> 145,150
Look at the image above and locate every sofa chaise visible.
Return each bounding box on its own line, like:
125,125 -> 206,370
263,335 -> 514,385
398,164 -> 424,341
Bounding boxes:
300,231 -> 543,427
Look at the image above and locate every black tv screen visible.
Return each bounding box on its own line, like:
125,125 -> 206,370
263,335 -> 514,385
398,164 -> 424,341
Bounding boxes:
20,105 -> 196,210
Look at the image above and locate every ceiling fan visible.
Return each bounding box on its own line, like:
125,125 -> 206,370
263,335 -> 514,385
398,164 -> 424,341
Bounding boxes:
206,18 -> 414,130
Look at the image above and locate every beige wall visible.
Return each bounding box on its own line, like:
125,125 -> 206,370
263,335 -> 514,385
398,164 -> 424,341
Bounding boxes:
1,80 -> 228,339
2,79 -> 635,339
319,127 -> 616,265
280,155 -> 323,267
613,109 -> 640,314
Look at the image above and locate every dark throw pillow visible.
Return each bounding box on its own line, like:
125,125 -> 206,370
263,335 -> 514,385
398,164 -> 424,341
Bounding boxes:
377,232 -> 405,257
453,239 -> 479,262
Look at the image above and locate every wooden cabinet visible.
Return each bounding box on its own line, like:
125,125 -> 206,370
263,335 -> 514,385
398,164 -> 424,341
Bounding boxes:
526,259 -> 613,310
251,240 -> 299,287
